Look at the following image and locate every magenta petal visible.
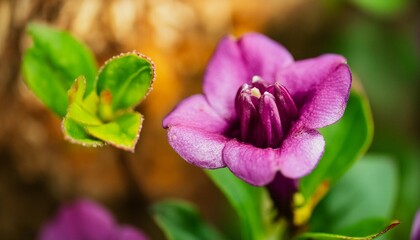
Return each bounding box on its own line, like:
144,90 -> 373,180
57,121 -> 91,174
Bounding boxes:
223,140 -> 279,186
278,128 -> 325,179
279,54 -> 352,129
164,94 -> 230,169
39,199 -> 116,240
259,93 -> 283,148
167,126 -> 228,168
411,210 -> 420,240
238,33 -> 294,83
163,94 -> 229,132
203,36 -> 248,121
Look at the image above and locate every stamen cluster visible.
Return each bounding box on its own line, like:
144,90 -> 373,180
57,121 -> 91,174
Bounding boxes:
235,76 -> 298,148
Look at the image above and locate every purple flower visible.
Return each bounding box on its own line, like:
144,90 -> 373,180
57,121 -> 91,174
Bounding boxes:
412,210 -> 420,240
163,33 -> 351,186
39,199 -> 148,240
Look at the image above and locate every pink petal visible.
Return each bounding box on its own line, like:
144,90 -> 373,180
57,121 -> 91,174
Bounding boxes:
164,95 -> 231,169
223,127 -> 324,185
278,54 -> 352,129
167,126 -> 228,168
203,36 -> 248,121
411,210 -> 420,240
163,94 -> 229,132
278,127 -> 325,179
222,139 -> 280,186
203,34 -> 294,121
39,199 -> 116,240
238,33 -> 294,84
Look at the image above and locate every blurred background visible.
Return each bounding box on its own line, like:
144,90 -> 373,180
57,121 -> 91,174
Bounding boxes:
0,0 -> 419,239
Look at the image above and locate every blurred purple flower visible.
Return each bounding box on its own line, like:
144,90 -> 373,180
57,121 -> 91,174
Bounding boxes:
39,199 -> 148,240
163,33 -> 351,186
412,210 -> 420,240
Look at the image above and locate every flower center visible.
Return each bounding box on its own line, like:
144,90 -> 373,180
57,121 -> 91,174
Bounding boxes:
235,76 -> 298,148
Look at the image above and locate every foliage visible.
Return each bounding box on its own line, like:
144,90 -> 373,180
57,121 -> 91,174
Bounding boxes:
152,200 -> 227,240
22,23 -> 155,151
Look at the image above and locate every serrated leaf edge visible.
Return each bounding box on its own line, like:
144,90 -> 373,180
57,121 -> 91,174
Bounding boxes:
61,117 -> 106,148
96,50 -> 156,104
86,113 -> 144,152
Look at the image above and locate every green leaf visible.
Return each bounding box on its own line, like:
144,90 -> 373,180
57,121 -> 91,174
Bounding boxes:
296,220 -> 399,240
389,146 -> 420,239
62,77 -> 104,147
67,75 -> 87,104
96,52 -> 155,116
300,89 -> 374,200
335,218 -> 398,238
67,101 -> 102,126
333,20 -> 420,132
85,112 -> 142,151
22,23 -> 97,117
309,155 -> 399,234
62,117 -> 104,147
152,200 -> 227,240
349,0 -> 409,18
205,168 -> 274,240
66,76 -> 102,126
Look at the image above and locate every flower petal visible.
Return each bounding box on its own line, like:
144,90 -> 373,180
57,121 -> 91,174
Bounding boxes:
203,36 -> 248,121
163,94 -> 229,132
278,128 -> 325,179
223,139 -> 280,186
203,33 -> 294,121
164,95 -> 231,169
279,54 -> 352,129
39,199 -> 116,240
411,210 -> 420,240
238,33 -> 294,83
167,126 -> 228,168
